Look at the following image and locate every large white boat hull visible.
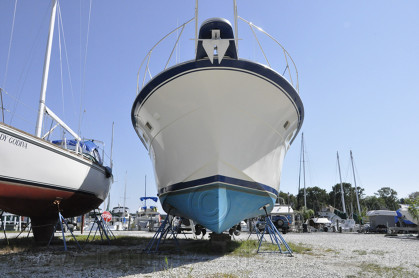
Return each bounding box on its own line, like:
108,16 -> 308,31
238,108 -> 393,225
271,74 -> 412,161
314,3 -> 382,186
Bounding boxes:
0,123 -> 111,219
132,58 -> 303,233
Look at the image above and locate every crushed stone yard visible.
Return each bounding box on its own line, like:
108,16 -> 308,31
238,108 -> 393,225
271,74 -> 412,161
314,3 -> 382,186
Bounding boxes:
0,231 -> 418,277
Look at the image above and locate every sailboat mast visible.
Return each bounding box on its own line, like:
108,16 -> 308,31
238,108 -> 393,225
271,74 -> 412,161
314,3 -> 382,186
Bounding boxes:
144,175 -> 147,208
233,0 -> 239,54
110,122 -> 114,168
194,0 -> 198,55
350,150 -> 361,216
301,133 -> 307,208
336,151 -> 346,214
123,171 -> 127,219
35,0 -> 57,137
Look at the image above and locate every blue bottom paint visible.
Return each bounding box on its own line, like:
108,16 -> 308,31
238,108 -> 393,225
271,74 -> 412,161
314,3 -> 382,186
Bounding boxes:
159,183 -> 276,233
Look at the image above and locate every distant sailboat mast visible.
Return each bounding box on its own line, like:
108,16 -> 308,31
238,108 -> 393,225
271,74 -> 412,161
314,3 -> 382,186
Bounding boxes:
144,175 -> 147,208
123,171 -> 127,220
336,151 -> 347,214
298,133 -> 307,208
350,150 -> 361,216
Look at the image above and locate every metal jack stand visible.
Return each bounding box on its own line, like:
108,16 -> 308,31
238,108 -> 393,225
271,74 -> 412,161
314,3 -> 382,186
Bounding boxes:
144,211 -> 180,253
257,206 -> 293,256
16,219 -> 31,239
48,199 -> 81,251
0,211 -> 9,245
84,210 -> 115,245
246,218 -> 265,242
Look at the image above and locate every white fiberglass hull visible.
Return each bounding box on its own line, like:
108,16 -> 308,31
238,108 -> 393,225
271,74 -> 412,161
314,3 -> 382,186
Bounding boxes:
132,59 -> 303,232
0,123 -> 111,219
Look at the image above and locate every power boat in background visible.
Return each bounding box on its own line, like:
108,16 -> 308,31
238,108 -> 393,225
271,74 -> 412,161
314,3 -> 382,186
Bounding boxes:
131,1 -> 303,234
0,0 -> 112,241
110,206 -> 130,231
390,204 -> 419,234
318,206 -> 357,232
365,210 -> 397,233
136,197 -> 161,231
270,197 -> 295,233
397,204 -> 418,226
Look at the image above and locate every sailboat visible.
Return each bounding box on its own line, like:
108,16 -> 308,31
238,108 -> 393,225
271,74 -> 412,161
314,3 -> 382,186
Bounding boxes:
0,0 -> 112,241
131,1 -> 303,233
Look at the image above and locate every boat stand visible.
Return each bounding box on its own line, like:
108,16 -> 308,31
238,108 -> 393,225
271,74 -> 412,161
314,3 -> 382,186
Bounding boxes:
257,206 -> 293,256
48,208 -> 82,251
0,211 -> 9,245
84,210 -> 115,245
15,219 -> 32,239
246,218 -> 266,242
144,212 -> 180,253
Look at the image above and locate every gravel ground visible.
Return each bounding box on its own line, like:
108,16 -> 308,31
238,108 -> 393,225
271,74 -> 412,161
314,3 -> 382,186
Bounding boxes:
0,231 -> 418,277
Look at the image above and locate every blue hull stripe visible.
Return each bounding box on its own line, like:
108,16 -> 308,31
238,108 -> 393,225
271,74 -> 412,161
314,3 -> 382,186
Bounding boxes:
158,175 -> 278,197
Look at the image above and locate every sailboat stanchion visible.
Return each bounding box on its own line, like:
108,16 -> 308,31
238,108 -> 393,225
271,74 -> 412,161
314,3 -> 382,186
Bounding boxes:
144,209 -> 180,253
47,199 -> 81,251
256,206 -> 293,256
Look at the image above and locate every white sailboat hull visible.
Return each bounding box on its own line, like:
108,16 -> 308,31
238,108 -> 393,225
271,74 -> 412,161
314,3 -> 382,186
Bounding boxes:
0,123 -> 111,218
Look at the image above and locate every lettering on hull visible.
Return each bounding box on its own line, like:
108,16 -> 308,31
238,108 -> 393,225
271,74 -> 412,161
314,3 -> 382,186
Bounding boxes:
0,131 -> 28,149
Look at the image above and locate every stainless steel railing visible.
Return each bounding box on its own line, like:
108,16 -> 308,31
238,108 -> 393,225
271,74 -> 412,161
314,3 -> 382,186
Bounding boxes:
136,15 -> 299,95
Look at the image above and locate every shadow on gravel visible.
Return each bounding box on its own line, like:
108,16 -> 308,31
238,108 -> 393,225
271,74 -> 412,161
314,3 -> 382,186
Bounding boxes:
384,234 -> 419,241
0,235 -> 259,277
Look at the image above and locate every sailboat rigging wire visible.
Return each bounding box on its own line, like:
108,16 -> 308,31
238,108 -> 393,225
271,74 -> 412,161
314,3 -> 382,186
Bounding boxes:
57,1 -> 77,120
9,4 -> 50,126
2,0 -> 18,89
78,0 -> 93,137
57,3 -> 66,121
1,89 -> 36,112
0,88 -> 4,122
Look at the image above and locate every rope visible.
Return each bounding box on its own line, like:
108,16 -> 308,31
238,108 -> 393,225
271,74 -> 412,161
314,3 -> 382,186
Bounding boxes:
1,0 -> 18,89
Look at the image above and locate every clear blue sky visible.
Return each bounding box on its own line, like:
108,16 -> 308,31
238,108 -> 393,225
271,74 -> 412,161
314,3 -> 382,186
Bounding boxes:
1,1 -> 418,214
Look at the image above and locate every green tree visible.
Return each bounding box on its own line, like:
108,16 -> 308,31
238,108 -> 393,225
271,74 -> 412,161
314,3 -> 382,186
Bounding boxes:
298,206 -> 314,221
277,191 -> 297,208
296,186 -> 329,213
405,194 -> 419,238
375,187 -> 399,210
405,195 -> 419,222
362,195 -> 384,210
328,183 -> 365,214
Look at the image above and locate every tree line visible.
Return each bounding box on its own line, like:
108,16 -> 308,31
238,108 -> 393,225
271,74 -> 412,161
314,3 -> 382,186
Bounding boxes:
278,185 -> 418,217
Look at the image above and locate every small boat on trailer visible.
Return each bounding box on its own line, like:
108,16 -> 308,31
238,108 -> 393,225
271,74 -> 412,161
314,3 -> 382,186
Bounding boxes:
131,1 -> 303,234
